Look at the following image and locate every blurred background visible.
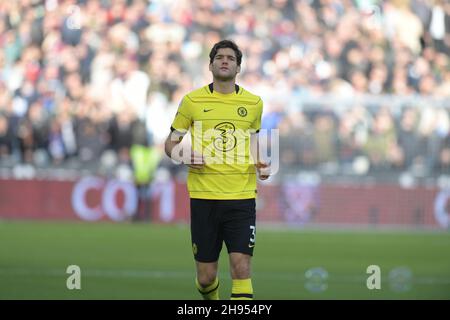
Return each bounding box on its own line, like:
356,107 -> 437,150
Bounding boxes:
0,0 -> 450,299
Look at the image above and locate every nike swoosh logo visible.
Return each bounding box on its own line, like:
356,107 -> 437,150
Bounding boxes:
248,244 -> 255,248
203,109 -> 214,112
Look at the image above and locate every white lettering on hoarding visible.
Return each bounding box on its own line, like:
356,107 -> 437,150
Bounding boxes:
72,177 -> 137,221
102,180 -> 137,221
71,176 -> 103,221
434,190 -> 450,229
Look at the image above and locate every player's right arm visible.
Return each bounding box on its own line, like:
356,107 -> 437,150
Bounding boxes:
164,96 -> 204,169
164,131 -> 205,169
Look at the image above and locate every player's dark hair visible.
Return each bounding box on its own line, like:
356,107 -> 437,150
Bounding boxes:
209,40 -> 242,66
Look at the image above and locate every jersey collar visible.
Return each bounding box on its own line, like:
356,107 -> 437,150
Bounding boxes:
209,83 -> 240,94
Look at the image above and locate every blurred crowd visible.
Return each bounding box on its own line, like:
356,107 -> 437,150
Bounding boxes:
277,105 -> 450,176
0,0 -> 449,179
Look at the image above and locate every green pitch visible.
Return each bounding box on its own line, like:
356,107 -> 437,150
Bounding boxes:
0,221 -> 449,299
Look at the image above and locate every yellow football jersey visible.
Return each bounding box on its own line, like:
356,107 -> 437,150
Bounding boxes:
171,83 -> 263,199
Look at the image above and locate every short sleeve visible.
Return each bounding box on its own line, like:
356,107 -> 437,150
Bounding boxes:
250,98 -> 263,133
170,96 -> 192,134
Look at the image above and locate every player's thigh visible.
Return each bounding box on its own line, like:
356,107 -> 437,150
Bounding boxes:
190,198 -> 223,262
221,199 -> 256,256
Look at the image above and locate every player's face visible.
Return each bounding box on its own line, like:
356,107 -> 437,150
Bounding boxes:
209,48 -> 240,81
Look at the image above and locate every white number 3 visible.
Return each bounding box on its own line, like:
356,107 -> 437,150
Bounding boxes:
250,225 -> 256,244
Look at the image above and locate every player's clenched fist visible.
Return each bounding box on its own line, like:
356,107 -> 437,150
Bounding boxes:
255,161 -> 270,180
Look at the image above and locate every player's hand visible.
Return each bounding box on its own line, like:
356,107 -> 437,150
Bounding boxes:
256,161 -> 270,180
184,150 -> 205,169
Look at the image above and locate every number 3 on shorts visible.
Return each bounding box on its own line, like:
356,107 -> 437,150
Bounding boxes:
250,225 -> 256,244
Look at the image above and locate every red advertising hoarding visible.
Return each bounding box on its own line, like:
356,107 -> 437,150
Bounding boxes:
0,177 -> 447,229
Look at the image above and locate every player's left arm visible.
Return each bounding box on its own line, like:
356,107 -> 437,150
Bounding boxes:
250,132 -> 270,180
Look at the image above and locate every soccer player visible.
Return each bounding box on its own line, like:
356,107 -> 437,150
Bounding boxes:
164,40 -> 270,300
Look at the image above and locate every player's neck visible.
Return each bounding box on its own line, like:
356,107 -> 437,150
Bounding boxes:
212,80 -> 236,94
